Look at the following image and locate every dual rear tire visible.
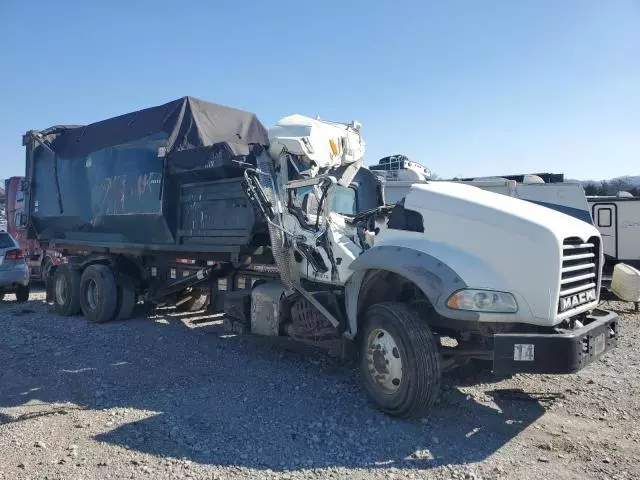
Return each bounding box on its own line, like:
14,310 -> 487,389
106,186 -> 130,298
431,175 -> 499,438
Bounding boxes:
52,264 -> 135,322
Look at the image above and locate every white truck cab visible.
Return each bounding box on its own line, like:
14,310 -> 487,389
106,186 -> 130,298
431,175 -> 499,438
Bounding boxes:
241,116 -> 618,418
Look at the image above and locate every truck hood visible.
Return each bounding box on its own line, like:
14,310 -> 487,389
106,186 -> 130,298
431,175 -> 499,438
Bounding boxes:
405,182 -> 597,243
378,182 -> 601,326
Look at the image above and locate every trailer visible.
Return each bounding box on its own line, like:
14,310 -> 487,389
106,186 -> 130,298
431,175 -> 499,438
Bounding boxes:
24,96 -> 271,318
587,194 -> 640,266
375,156 -> 593,224
24,98 -> 618,418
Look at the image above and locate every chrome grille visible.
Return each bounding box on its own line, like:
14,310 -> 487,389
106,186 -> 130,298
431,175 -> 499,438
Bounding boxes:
559,237 -> 600,313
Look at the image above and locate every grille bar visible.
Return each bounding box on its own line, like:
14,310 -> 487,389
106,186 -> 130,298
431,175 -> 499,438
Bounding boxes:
562,252 -> 595,262
563,243 -> 595,250
562,262 -> 596,274
560,282 -> 596,297
561,272 -> 596,285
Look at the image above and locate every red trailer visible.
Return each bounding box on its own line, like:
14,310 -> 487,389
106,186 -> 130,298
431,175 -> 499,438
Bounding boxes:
5,176 -> 60,281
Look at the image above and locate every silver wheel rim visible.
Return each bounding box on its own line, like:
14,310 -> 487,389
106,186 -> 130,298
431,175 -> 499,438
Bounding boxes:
366,327 -> 403,394
85,279 -> 99,311
55,276 -> 68,306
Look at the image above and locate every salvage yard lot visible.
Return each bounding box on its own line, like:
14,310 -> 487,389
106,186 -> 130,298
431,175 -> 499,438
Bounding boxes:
0,290 -> 638,480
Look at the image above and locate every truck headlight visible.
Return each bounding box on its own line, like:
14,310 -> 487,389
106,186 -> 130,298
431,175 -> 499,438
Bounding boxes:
446,289 -> 518,313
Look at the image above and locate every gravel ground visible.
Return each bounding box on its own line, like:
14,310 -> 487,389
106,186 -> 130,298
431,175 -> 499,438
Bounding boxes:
0,289 -> 638,480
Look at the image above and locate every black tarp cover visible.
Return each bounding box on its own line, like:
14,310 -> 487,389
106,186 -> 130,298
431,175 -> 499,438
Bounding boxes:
36,96 -> 268,161
25,97 -> 269,246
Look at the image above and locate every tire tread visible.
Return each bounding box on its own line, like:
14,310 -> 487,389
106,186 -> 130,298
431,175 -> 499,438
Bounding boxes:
112,279 -> 136,321
53,265 -> 82,316
80,264 -> 118,323
361,302 -> 441,418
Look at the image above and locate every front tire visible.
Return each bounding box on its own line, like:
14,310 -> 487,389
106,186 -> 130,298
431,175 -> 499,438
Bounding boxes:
360,302 -> 441,418
53,265 -> 82,316
80,264 -> 118,323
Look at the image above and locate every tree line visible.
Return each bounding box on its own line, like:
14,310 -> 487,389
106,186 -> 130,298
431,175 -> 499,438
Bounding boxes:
582,177 -> 639,197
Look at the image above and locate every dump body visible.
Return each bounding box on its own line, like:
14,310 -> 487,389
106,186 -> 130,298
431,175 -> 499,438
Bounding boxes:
24,97 -> 270,259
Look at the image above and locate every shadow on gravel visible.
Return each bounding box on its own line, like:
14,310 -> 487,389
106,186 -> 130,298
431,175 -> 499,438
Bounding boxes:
0,406 -> 81,424
0,299 -> 547,472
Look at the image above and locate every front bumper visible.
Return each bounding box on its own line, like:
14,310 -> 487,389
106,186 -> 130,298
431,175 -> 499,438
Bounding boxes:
493,309 -> 618,375
0,266 -> 30,289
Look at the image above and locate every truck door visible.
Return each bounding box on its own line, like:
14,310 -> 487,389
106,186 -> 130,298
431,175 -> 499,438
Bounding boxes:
285,181 -> 363,285
325,185 -> 363,282
285,183 -> 334,284
592,203 -> 617,260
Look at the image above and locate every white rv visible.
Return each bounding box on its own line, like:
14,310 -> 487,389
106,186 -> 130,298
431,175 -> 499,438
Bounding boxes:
373,156 -> 593,225
588,193 -> 640,265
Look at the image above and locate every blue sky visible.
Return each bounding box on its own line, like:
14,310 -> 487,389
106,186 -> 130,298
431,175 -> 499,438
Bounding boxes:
0,0 -> 638,181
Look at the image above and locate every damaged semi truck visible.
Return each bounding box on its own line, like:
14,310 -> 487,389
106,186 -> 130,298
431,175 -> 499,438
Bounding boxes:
23,97 -> 618,417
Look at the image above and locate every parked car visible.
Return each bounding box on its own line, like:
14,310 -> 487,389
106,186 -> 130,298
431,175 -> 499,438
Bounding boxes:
0,230 -> 30,302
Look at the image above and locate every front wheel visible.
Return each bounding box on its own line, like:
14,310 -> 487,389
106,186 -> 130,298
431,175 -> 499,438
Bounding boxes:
360,302 -> 441,418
